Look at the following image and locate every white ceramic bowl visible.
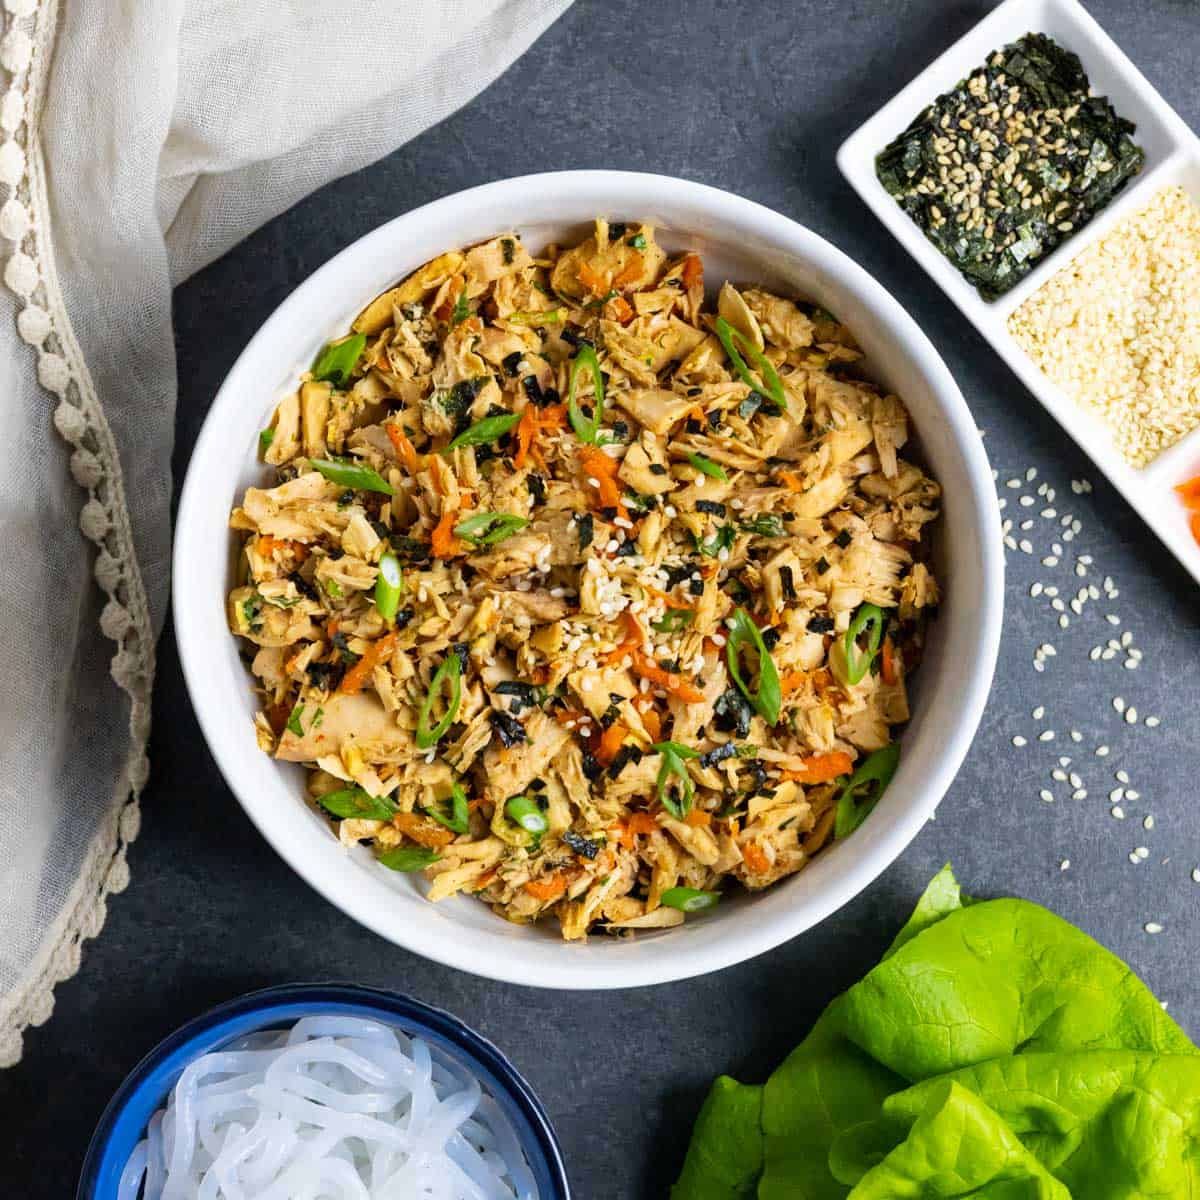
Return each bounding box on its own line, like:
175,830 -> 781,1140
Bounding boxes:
174,170 -> 1004,990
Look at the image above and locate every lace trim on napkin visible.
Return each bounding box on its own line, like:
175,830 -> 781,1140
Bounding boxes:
0,0 -> 153,1068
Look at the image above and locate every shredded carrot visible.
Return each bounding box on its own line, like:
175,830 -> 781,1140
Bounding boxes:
257,535 -> 309,561
524,873 -> 569,901
393,811 -> 455,848
684,809 -> 712,827
881,636 -> 898,685
680,254 -> 703,290
594,721 -> 628,767
612,254 -> 643,289
778,470 -> 804,493
385,423 -> 419,474
434,274 -> 464,322
780,669 -> 808,697
538,402 -> 567,430
552,705 -> 588,728
605,294 -> 635,323
609,822 -> 635,850
638,704 -> 662,743
686,404 -> 707,427
780,751 -> 854,785
603,609 -> 644,667
431,508 -> 465,558
631,653 -> 705,704
325,618 -> 340,639
742,842 -> 770,874
474,866 -> 499,891
513,405 -> 539,471
579,445 -> 628,521
627,812 -> 659,837
1175,475 -> 1200,510
339,631 -> 397,695
576,261 -> 609,298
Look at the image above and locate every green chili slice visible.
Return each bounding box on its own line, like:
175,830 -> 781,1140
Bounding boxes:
567,344 -> 606,444
453,512 -> 530,546
311,457 -> 394,495
425,781 -> 470,835
714,316 -> 786,412
313,333 -> 367,387
834,742 -> 900,840
415,652 -> 462,749
505,795 -> 549,835
374,552 -> 403,622
318,786 -> 397,822
446,411 -> 521,451
725,607 -> 782,726
660,886 -> 720,913
653,741 -> 700,819
378,846 -> 441,872
843,603 -> 885,685
686,452 -> 729,481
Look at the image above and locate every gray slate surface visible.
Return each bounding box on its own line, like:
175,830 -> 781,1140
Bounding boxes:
7,2 -> 1200,1196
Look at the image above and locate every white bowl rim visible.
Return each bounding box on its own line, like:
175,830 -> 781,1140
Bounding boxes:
173,169 -> 1004,990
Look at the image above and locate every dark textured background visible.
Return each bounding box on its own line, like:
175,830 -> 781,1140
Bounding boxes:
8,2 -> 1200,1196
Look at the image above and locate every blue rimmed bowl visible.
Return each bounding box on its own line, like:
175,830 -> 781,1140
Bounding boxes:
77,983 -> 569,1199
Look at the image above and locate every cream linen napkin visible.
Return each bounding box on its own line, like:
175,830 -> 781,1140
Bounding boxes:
0,0 -> 571,1067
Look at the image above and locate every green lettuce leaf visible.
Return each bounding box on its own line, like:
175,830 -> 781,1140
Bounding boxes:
882,863 -> 969,960
846,1081 -> 1071,1199
669,1077 -> 763,1200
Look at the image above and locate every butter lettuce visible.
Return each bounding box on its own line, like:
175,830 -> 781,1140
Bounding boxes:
671,867 -> 1195,1200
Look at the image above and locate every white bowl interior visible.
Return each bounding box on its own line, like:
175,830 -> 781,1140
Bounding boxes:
174,172 -> 1003,989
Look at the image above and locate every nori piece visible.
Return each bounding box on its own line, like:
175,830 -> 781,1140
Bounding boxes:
875,33 -> 1144,300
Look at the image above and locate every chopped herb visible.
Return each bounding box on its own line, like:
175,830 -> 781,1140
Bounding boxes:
695,523 -> 736,558
286,704 -> 306,737
324,579 -> 343,600
318,786 -> 397,822
686,452 -> 729,481
453,512 -> 529,546
312,333 -> 367,387
653,740 -> 700,819
378,846 -> 441,872
726,607 -> 782,725
310,457 -> 394,495
450,289 -> 471,326
258,427 -> 274,456
652,608 -> 695,633
627,233 -> 647,249
425,781 -> 470,834
506,308 -> 563,327
739,514 -> 785,537
446,411 -> 521,451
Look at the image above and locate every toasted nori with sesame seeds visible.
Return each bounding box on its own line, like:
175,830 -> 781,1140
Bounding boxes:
875,33 -> 1143,300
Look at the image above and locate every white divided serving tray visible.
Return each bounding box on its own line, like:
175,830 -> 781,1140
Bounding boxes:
838,0 -> 1200,583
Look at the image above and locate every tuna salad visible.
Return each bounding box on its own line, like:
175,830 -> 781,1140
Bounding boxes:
227,220 -> 941,939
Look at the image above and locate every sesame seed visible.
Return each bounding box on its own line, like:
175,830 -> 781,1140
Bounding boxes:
1096,745 -> 1110,756
1059,859 -> 1070,871
1038,730 -> 1055,742
1032,705 -> 1045,719
1039,789 -> 1054,802
1124,707 -> 1138,724
1144,923 -> 1163,935
1069,730 -> 1082,742
1071,788 -> 1087,800
1143,815 -> 1155,830
1112,696 -> 1126,714
1012,735 -> 1027,747
1192,868 -> 1200,884
1145,716 -> 1160,727
1112,805 -> 1125,819
1126,789 -> 1140,801
1117,769 -> 1130,784
1030,582 -> 1043,597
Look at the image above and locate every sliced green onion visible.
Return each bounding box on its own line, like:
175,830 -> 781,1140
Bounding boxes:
653,741 -> 700,819
505,795 -> 549,835
450,290 -> 471,326
843,603 -> 885,685
651,608 -> 694,634
714,316 -> 786,412
446,411 -> 521,451
835,742 -> 900,839
313,333 -> 367,387
686,452 -> 728,481
738,514 -> 785,537
725,607 -> 782,726
374,552 -> 403,622
286,703 -> 306,737
415,652 -> 462,749
425,781 -> 470,834
627,233 -> 648,250
661,886 -> 720,913
258,427 -> 275,456
311,457 -> 394,495
318,786 -> 397,822
453,512 -> 530,546
378,846 -> 441,872
505,309 -> 563,327
567,344 -> 606,444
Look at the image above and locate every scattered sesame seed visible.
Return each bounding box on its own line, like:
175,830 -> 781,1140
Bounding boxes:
1110,788 -> 1125,803
1096,745 -> 1110,756
1124,707 -> 1138,724
1126,789 -> 1140,801
1113,696 -> 1126,713
1012,735 -> 1027,747
1038,730 -> 1055,741
1117,769 -> 1130,784
1039,789 -> 1054,803
1030,582 -> 1043,597
1059,859 -> 1070,871
1112,805 -> 1125,819
1192,868 -> 1200,884
1071,788 -> 1087,800
1143,815 -> 1155,830
1052,768 -> 1068,782
1032,705 -> 1045,719
1019,538 -> 1034,554
1069,730 -> 1082,742
1144,923 -> 1163,935
1145,715 -> 1159,727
